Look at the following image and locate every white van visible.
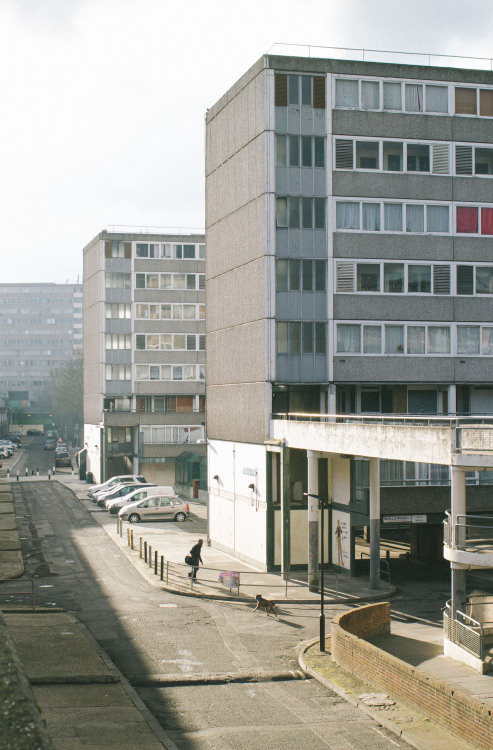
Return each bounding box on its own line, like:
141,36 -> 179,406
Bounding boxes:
106,485 -> 175,514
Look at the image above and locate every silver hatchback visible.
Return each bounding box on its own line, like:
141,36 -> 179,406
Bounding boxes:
119,494 -> 189,523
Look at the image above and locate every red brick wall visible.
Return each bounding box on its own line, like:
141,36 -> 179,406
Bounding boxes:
332,603 -> 493,750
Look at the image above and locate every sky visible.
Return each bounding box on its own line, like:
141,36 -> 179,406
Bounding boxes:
1,0 -> 493,285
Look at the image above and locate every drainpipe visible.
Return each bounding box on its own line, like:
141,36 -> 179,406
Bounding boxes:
369,457 -> 381,590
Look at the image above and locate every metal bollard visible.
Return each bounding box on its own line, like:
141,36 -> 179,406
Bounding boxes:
53,466 -> 56,475
127,528 -> 131,546
144,541 -> 148,563
166,560 -> 169,584
16,471 -> 19,482
31,469 -> 34,476
148,546 -> 152,568
154,550 -> 158,575
48,471 -> 50,481
25,468 -> 28,478
139,538 -> 143,558
36,468 -> 39,477
131,530 -> 134,550
119,518 -> 123,537
7,470 -> 9,480
160,555 -> 164,581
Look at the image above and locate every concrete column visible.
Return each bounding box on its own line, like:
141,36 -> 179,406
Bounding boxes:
307,450 -> 320,592
369,458 -> 380,590
451,466 -> 467,619
448,384 -> 457,416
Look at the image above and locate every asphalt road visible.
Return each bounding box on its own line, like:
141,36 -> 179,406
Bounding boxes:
11,447 -> 413,749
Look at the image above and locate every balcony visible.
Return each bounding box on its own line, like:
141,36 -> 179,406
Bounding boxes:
443,511 -> 493,567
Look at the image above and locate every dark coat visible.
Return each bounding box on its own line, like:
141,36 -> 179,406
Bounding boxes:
189,542 -> 203,565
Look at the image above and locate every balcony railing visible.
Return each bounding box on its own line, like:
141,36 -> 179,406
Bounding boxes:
443,602 -> 484,659
444,511 -> 493,551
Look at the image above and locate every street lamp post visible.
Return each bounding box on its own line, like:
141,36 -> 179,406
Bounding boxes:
304,492 -> 327,651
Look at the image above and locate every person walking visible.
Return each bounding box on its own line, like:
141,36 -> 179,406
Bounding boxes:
188,538 -> 203,580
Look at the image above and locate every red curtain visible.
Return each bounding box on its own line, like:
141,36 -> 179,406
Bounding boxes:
456,206 -> 478,233
481,207 -> 493,235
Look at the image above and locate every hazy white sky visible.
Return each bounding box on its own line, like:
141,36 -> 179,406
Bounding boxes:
1,0 -> 493,284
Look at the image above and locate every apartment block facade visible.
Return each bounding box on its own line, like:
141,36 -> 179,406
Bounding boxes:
0,282 -> 82,407
83,230 -> 206,488
205,54 -> 493,569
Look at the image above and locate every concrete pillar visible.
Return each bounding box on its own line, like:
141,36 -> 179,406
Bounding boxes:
307,450 -> 320,592
369,458 -> 381,590
451,466 -> 467,619
448,384 -> 457,416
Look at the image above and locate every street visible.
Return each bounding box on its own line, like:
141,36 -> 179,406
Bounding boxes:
9,442 -> 413,748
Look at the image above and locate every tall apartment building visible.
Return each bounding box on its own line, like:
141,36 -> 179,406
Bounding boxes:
205,53 -> 493,570
83,230 -> 206,488
0,282 -> 82,407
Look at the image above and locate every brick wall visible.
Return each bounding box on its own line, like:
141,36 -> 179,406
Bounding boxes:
332,603 -> 493,750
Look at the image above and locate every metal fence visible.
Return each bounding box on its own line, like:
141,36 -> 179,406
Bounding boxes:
443,602 -> 483,659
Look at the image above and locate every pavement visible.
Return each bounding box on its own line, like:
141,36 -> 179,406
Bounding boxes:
0,470 -> 492,749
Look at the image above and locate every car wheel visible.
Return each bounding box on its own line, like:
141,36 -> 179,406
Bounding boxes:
174,512 -> 186,523
128,513 -> 140,523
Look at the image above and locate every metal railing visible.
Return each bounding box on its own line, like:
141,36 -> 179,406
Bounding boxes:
443,601 -> 484,658
444,511 -> 493,551
359,552 -> 391,584
267,43 -> 493,71
118,519 -> 338,599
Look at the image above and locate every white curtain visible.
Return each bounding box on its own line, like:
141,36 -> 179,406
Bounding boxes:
384,203 -> 403,231
385,325 -> 404,353
336,201 -> 360,229
427,205 -> 449,232
361,81 -> 379,109
363,325 -> 382,353
405,84 -> 423,112
335,79 -> 359,107
426,85 -> 448,113
362,202 -> 381,231
380,460 -> 404,485
482,327 -> 493,354
407,326 -> 425,354
383,82 -> 402,110
457,326 -> 480,353
337,324 -> 360,352
406,204 -> 424,232
427,327 -> 450,353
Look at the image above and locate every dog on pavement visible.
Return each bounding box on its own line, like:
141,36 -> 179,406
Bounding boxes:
253,593 -> 278,617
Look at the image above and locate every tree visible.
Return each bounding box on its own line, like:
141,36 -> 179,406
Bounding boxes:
48,353 -> 83,440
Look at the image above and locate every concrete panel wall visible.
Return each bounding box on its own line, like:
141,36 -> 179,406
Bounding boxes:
207,382 -> 271,444
334,295 -> 454,321
333,356 -> 455,383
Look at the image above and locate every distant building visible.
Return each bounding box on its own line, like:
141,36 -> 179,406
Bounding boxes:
0,282 -> 82,412
205,52 -> 493,570
82,229 -> 206,491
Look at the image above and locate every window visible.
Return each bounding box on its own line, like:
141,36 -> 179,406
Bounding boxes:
407,326 -> 425,354
336,202 -> 360,230
361,81 -> 379,110
384,263 -> 404,293
277,197 -> 325,229
406,204 -> 424,232
357,264 -> 380,292
426,85 -> 448,113
457,205 -> 493,235
337,325 -> 360,353
356,141 -> 379,169
405,84 -> 423,112
385,326 -> 404,354
427,327 -> 450,353
335,78 -> 358,107
275,74 -> 325,108
383,142 -> 403,171
408,265 -> 431,293
384,203 -> 403,231
480,89 -> 493,117
476,267 -> 493,294
407,144 -> 429,172
455,87 -> 477,115
363,326 -> 381,353
383,82 -> 402,110
105,241 -> 131,259
457,265 -> 474,295
427,205 -> 449,232
362,203 -> 380,231
458,326 -> 480,354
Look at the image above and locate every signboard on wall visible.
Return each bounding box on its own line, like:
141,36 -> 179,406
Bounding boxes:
332,510 -> 351,570
383,514 -> 427,524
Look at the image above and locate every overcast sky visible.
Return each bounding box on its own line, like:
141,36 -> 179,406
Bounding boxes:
1,0 -> 493,284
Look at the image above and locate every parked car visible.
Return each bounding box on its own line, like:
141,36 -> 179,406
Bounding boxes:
0,447 -> 13,458
55,443 -> 67,453
87,474 -> 147,500
106,486 -> 175,514
44,439 -> 56,450
118,493 -> 189,523
0,440 -> 18,451
94,482 -> 156,507
27,429 -> 43,436
6,435 -> 21,445
55,450 -> 72,468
